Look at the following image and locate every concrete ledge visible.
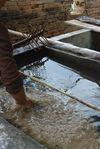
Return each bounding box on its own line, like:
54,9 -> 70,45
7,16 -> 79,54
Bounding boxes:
0,117 -> 47,149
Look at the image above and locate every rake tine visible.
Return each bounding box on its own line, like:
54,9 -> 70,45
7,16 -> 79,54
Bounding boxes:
35,37 -> 42,46
29,41 -> 39,51
32,39 -> 41,50
34,37 -> 41,47
37,37 -> 47,47
27,43 -> 33,50
41,36 -> 49,45
42,21 -> 47,32
29,41 -> 35,49
33,25 -> 40,35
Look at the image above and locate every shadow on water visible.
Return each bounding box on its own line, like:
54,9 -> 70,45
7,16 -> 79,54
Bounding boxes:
14,48 -> 46,68
50,56 -> 100,85
44,58 -> 100,131
88,115 -> 100,132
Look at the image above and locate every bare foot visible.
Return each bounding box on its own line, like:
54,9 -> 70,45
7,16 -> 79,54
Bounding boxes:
15,97 -> 39,111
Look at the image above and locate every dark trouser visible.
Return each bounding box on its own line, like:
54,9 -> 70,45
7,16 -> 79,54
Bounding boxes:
0,23 -> 23,94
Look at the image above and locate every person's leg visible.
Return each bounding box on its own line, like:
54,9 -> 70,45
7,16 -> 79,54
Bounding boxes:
0,23 -> 36,108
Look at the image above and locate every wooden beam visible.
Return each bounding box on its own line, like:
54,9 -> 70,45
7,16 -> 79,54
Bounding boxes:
65,20 -> 100,33
8,29 -> 30,37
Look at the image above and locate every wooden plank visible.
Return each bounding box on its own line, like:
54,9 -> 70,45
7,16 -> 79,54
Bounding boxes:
8,29 -> 30,37
65,20 -> 100,33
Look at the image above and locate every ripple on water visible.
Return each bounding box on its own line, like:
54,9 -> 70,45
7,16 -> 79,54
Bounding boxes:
0,58 -> 100,149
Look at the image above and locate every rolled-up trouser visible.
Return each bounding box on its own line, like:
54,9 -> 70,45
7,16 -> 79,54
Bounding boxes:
0,23 -> 23,94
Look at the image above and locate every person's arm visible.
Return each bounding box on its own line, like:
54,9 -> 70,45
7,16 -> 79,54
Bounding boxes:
0,23 -> 34,107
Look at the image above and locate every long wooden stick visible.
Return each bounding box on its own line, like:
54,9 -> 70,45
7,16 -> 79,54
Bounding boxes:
21,72 -> 100,112
8,29 -> 30,37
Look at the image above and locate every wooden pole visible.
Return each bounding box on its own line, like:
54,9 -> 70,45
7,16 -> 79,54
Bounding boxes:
8,29 -> 31,37
21,71 -> 100,112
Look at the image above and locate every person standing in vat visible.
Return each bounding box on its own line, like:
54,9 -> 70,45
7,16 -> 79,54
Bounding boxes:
0,0 -> 35,108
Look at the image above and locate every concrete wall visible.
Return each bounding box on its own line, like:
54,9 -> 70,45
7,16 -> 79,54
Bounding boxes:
1,0 -> 71,37
1,0 -> 69,17
1,0 -> 99,18
0,0 -> 100,37
85,0 -> 100,18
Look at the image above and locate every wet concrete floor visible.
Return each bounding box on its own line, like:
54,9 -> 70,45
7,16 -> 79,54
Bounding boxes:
0,57 -> 100,149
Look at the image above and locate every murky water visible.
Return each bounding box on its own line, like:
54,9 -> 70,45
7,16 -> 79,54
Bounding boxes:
0,57 -> 100,149
22,58 -> 100,121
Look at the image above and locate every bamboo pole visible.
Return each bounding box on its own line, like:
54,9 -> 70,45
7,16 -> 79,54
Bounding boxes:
8,29 -> 30,38
21,71 -> 100,112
